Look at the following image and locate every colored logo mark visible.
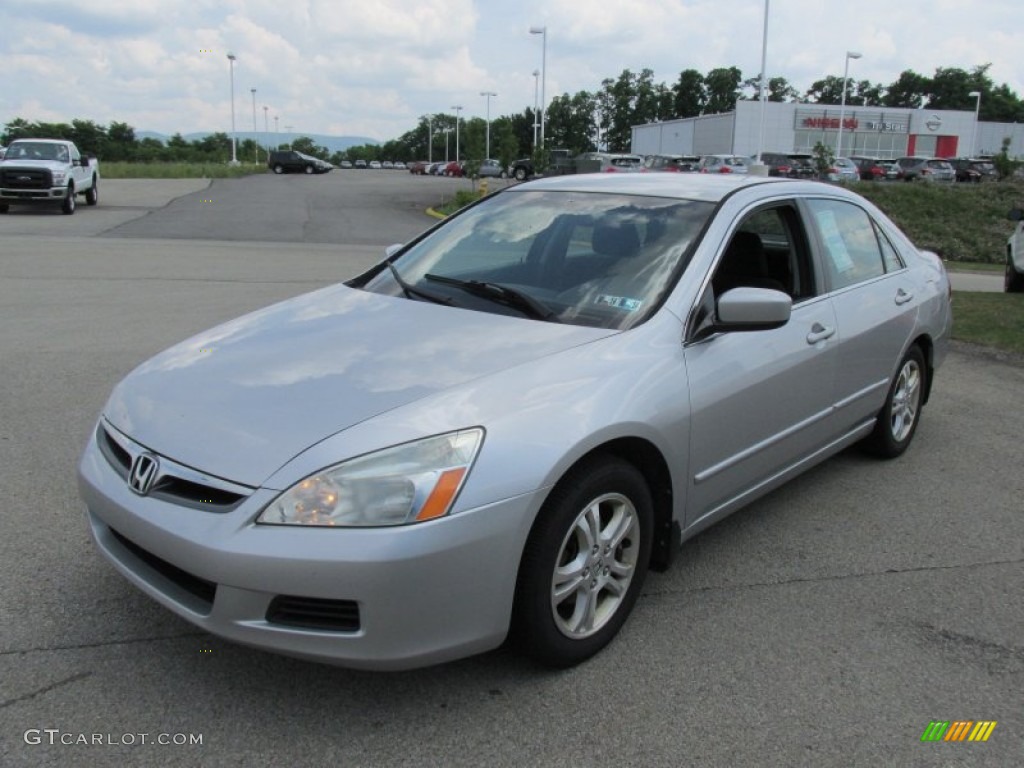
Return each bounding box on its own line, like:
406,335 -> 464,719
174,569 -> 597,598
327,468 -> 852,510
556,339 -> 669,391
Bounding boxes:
921,720 -> 997,742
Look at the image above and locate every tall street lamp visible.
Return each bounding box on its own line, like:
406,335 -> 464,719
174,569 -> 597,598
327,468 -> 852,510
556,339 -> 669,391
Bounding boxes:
755,0 -> 769,168
443,128 -> 453,162
836,50 -> 862,158
427,115 -> 433,164
250,88 -> 258,163
263,105 -> 269,153
226,52 -> 238,164
529,26 -> 547,149
532,69 -> 540,150
451,105 -> 463,162
968,90 -> 982,157
480,91 -> 497,159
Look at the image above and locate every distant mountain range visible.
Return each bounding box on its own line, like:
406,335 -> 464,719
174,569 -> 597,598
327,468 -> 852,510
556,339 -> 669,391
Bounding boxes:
137,131 -> 379,153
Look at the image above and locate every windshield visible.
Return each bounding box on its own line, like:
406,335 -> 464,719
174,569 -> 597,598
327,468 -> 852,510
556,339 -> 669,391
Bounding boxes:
357,190 -> 714,330
6,141 -> 68,160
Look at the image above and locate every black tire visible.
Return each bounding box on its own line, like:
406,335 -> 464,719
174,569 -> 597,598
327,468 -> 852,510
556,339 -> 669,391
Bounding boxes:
500,170 -> 508,179
61,183 -> 76,215
304,165 -> 314,174
0,204 -> 8,214
273,165 -> 284,174
512,455 -> 653,667
85,177 -> 99,206
1005,256 -> 1024,293
514,167 -> 528,181
862,346 -> 926,458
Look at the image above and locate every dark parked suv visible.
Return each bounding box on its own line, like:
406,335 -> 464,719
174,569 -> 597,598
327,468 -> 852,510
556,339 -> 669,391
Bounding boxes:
948,158 -> 997,183
268,150 -> 331,175
759,152 -> 816,178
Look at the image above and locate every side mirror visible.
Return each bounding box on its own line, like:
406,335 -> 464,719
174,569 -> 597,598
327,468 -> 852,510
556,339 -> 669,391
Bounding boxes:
713,287 -> 792,334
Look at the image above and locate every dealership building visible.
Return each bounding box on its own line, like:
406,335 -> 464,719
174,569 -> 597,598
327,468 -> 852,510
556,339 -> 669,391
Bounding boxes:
631,99 -> 1024,159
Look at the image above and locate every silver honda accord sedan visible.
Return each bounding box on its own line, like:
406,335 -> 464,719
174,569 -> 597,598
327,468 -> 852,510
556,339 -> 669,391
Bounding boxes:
78,174 -> 952,670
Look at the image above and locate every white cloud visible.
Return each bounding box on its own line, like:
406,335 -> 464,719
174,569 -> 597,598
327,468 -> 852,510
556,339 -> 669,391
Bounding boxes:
1,0 -> 1022,141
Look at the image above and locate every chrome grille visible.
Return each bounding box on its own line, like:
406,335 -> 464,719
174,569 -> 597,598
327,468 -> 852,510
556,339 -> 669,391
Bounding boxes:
0,167 -> 53,189
97,421 -> 254,511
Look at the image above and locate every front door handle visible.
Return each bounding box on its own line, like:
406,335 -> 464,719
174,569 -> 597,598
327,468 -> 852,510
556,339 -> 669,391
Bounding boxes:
806,323 -> 835,345
895,288 -> 914,305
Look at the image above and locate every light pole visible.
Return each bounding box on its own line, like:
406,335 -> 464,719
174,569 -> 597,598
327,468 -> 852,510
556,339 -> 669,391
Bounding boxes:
529,26 -> 547,149
427,115 -> 433,164
263,105 -> 269,152
451,105 -> 463,162
226,52 -> 238,164
480,91 -> 496,159
532,69 -> 540,150
273,115 -> 279,144
836,50 -> 862,158
968,90 -> 981,158
443,128 -> 452,162
250,88 -> 257,163
755,0 -> 769,168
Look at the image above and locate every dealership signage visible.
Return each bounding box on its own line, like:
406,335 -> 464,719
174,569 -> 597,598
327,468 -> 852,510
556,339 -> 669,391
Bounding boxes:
796,109 -> 909,134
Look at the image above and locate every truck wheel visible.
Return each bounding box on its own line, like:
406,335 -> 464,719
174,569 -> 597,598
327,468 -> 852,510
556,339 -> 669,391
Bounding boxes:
85,177 -> 99,206
514,167 -> 528,181
1006,257 -> 1024,293
62,184 -> 76,215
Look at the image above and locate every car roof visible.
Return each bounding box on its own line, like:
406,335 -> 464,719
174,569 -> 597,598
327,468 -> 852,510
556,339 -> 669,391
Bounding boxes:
509,171 -> 800,202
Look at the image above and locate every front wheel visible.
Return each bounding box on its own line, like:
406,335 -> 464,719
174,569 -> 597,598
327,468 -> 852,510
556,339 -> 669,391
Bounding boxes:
862,346 -> 926,458
304,165 -> 314,174
512,455 -> 653,667
500,170 -> 508,179
61,184 -> 76,215
273,165 -> 284,174
514,167 -> 528,181
1006,257 -> 1024,293
85,177 -> 99,206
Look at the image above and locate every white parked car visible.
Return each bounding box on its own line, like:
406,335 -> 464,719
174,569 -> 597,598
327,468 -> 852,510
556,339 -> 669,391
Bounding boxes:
1006,207 -> 1024,292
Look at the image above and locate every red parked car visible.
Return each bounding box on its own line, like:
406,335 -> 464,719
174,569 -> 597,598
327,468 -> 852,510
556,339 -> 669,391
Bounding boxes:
444,161 -> 465,177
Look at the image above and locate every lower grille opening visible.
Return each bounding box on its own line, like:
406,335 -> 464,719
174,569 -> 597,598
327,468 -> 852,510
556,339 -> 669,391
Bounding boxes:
110,528 -> 216,609
266,595 -> 360,632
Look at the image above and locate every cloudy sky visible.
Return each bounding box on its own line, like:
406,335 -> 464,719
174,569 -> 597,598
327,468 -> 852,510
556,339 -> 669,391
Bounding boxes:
2,0 -> 1022,142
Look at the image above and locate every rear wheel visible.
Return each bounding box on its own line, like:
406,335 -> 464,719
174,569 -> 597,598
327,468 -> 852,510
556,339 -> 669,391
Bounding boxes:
862,346 -> 926,458
514,167 -> 528,181
512,455 -> 653,667
61,184 -> 76,215
304,165 -> 314,174
273,165 -> 284,174
85,177 -> 99,206
1006,256 -> 1024,293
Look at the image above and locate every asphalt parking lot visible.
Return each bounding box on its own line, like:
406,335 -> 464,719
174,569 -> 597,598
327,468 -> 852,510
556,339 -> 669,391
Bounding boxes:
0,173 -> 1021,767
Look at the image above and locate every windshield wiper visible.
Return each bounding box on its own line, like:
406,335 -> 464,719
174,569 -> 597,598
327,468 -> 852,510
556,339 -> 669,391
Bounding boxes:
385,262 -> 453,306
424,274 -> 561,322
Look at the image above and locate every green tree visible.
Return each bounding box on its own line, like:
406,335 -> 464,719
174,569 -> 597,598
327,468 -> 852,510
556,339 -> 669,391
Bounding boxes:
704,67 -> 743,113
883,70 -> 929,108
672,69 -> 705,118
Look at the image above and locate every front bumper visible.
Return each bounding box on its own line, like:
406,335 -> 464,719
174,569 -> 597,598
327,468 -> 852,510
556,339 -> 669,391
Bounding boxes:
0,187 -> 67,201
78,425 -> 541,670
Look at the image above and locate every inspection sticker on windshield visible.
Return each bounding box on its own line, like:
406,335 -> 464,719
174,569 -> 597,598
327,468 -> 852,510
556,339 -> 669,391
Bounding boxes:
596,295 -> 643,312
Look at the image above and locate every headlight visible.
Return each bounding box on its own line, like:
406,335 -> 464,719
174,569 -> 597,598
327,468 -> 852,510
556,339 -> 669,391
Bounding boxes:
52,171 -> 67,185
257,428 -> 484,527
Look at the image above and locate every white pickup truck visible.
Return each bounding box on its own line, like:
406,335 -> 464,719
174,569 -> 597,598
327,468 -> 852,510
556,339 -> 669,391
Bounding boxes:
0,138 -> 99,215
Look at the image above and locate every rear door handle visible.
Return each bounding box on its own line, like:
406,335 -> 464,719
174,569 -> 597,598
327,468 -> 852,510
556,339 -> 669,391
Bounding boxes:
806,323 -> 835,345
895,288 -> 914,305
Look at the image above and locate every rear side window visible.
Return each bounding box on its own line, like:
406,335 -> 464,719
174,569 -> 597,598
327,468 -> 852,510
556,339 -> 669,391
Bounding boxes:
806,199 -> 886,291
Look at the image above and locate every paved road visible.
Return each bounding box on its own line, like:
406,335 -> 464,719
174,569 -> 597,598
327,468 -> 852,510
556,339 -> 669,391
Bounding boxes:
1,174 -> 1021,767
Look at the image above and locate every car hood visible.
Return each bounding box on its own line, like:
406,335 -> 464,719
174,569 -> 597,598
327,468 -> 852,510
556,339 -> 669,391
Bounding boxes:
1,158 -> 68,171
104,284 -> 612,487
